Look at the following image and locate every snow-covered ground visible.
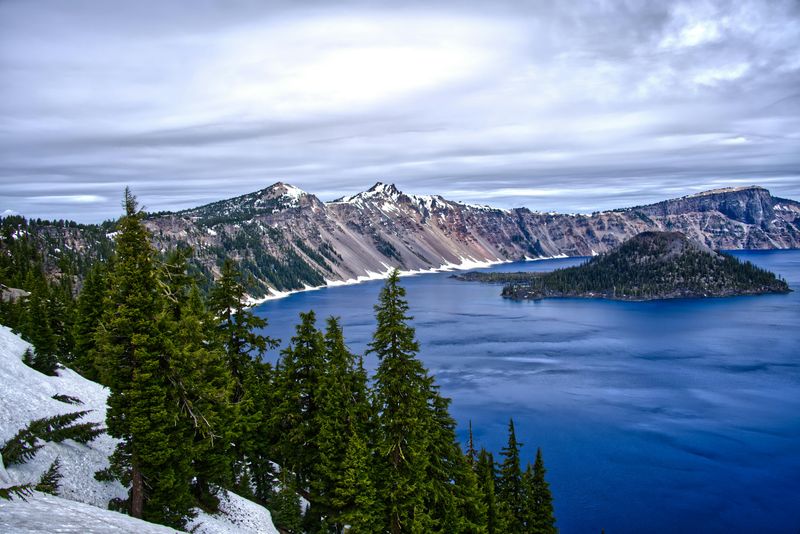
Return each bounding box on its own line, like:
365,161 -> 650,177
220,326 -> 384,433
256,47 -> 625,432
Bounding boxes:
0,325 -> 278,533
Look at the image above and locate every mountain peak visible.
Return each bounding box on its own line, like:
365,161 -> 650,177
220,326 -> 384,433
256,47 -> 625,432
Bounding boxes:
366,182 -> 402,196
331,182 -> 404,205
263,181 -> 308,200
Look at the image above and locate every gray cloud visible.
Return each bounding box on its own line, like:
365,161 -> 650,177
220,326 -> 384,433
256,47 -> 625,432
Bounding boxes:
1,0 -> 798,222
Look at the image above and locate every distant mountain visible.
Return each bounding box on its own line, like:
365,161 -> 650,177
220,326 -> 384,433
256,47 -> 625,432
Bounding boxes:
458,231 -> 791,301
2,183 -> 799,298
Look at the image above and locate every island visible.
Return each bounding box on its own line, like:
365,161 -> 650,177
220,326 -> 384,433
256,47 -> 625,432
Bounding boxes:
455,231 -> 791,301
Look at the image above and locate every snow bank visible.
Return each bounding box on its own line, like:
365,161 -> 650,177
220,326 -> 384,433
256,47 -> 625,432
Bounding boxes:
0,325 -> 279,533
0,493 -> 180,533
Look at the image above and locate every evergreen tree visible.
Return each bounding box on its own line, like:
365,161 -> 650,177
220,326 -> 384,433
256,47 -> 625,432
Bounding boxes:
330,431 -> 382,533
522,448 -> 557,534
369,269 -> 436,533
23,277 -> 59,375
476,448 -> 502,534
426,394 -> 487,533
314,316 -> 374,532
270,476 -> 304,534
160,251 -> 238,511
72,260 -> 108,380
208,257 -> 277,493
35,457 -> 63,495
497,419 -> 524,533
270,311 -> 325,494
95,189 -> 194,527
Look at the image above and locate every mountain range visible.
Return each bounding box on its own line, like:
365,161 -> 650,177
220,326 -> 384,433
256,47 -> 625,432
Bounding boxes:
7,183 -> 800,298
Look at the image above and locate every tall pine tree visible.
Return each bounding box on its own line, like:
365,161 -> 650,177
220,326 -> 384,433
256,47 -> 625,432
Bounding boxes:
497,418 -> 525,533
95,189 -> 194,527
522,448 -> 557,534
370,269 -> 437,533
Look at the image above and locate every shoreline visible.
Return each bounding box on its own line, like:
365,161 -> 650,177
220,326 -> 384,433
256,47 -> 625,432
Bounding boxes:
246,253 -> 570,306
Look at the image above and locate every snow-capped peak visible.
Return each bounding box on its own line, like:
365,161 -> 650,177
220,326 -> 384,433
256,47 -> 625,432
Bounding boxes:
330,182 -> 403,206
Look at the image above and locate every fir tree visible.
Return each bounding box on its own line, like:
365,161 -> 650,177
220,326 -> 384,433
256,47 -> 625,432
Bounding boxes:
369,269 -> 436,533
476,448 -> 502,534
95,189 -> 194,527
72,261 -> 108,380
270,476 -> 304,534
497,418 -> 524,533
330,431 -> 382,533
270,311 -> 325,494
208,257 -> 277,493
523,448 -> 557,534
314,316 -> 374,532
160,251 -> 237,511
23,278 -> 59,375
35,457 -> 63,495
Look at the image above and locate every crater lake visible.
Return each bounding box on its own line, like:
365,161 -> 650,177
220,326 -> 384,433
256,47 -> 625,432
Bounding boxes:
254,250 -> 800,533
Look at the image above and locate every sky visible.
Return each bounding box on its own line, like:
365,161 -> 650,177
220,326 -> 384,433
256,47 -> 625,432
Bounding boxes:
1,0 -> 799,223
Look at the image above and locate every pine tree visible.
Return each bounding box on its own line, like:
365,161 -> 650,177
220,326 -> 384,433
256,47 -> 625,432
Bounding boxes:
427,394 -> 487,533
270,311 -> 325,494
522,448 -> 557,534
497,418 -> 524,533
466,420 -> 478,468
314,316 -> 375,532
35,457 -> 63,495
270,476 -> 304,534
95,189 -> 194,527
23,277 -> 59,375
476,448 -> 502,534
369,269 -> 436,534
72,261 -> 108,380
330,431 -> 382,533
208,257 -> 277,494
160,251 -> 237,511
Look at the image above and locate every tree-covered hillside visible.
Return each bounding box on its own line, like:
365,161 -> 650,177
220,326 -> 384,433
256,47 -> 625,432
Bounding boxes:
459,231 -> 791,300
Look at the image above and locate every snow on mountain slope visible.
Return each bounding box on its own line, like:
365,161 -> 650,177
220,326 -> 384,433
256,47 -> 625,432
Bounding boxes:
0,493 -> 180,533
0,325 -> 279,534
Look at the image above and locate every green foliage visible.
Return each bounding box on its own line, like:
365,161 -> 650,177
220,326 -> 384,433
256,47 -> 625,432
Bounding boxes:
0,484 -> 33,501
490,231 -> 791,300
270,479 -> 304,534
522,449 -> 557,534
95,189 -> 195,527
71,261 -> 109,380
51,393 -> 83,405
270,310 -> 325,490
1,411 -> 103,465
35,456 -> 63,495
497,419 -> 525,532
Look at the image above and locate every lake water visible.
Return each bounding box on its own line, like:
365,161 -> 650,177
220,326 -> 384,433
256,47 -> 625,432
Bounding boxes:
254,250 -> 800,533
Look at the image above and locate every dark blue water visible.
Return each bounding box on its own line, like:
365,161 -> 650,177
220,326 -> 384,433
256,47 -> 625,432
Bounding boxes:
254,250 -> 800,533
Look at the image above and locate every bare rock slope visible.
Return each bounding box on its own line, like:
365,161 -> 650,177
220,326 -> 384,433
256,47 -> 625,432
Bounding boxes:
142,183 -> 799,297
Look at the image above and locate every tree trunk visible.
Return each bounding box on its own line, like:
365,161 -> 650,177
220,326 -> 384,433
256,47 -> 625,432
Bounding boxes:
131,464 -> 144,518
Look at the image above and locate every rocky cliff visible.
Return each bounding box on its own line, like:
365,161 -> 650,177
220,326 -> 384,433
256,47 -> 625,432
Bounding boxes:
4,183 -> 799,298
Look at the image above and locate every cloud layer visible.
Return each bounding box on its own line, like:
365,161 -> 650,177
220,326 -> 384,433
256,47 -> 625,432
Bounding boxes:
1,0 -> 798,222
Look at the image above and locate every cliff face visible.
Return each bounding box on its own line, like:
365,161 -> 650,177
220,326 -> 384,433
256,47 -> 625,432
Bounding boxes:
138,182 -> 800,297
5,183 -> 799,298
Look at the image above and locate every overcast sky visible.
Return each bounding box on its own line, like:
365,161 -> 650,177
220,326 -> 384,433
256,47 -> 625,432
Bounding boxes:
1,0 -> 798,222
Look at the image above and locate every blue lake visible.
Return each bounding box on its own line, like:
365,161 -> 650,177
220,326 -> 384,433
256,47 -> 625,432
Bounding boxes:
254,250 -> 800,533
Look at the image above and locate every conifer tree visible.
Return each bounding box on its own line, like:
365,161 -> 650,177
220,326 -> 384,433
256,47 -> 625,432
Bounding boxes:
522,448 -> 557,534
72,260 -> 108,380
35,457 -> 63,495
426,394 -> 487,533
476,448 -> 502,534
95,189 -> 194,527
314,316 -> 374,531
270,311 -> 325,492
330,431 -> 382,533
497,418 -> 525,532
370,269 -> 436,533
207,257 -> 277,494
160,251 -> 237,510
23,277 -> 59,375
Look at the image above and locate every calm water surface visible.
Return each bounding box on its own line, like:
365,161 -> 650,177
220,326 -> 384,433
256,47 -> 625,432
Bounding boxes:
254,250 -> 800,533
